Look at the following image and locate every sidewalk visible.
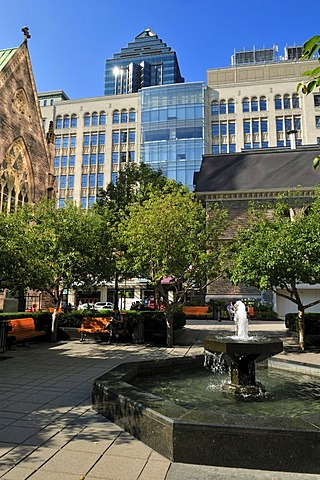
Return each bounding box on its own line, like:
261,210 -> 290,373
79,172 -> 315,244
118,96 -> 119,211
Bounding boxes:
0,320 -> 319,480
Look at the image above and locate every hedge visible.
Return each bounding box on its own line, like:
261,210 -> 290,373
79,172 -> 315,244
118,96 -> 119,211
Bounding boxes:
285,312 -> 320,335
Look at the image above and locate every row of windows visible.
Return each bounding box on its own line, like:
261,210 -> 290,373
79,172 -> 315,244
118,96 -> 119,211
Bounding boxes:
112,109 -> 136,124
212,116 -> 301,136
56,173 -> 105,190
54,155 -> 75,168
56,115 -> 78,129
211,94 -> 300,115
83,132 -> 106,146
112,130 -> 136,144
55,135 -> 77,149
83,153 -> 105,166
112,151 -> 135,163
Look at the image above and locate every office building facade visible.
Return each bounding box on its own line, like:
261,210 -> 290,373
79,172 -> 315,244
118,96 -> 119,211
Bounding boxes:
104,28 -> 184,96
206,54 -> 320,154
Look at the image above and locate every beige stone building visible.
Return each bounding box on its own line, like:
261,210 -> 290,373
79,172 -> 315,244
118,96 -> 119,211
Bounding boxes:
206,57 -> 320,154
39,91 -> 139,208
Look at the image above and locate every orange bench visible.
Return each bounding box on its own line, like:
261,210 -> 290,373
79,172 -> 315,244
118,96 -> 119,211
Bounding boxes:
182,306 -> 209,316
78,317 -> 110,341
7,317 -> 46,347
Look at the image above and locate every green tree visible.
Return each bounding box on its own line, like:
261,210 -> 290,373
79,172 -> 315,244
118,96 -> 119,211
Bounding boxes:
95,163 -> 171,307
297,35 -> 320,168
122,185 -> 228,346
230,196 -> 320,351
25,200 -> 113,340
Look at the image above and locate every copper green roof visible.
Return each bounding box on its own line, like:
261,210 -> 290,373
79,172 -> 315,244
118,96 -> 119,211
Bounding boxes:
0,48 -> 18,72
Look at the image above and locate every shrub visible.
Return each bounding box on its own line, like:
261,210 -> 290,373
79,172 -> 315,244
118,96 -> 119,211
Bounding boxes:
285,312 -> 320,334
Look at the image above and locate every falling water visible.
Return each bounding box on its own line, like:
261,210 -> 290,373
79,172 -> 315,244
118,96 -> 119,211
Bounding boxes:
234,300 -> 248,340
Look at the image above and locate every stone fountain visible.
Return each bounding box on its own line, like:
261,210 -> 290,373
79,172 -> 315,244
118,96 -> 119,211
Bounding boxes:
204,300 -> 283,395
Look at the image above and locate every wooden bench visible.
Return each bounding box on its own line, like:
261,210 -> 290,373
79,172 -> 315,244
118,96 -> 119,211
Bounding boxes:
182,306 -> 209,317
78,317 -> 110,341
7,317 -> 46,348
78,316 -> 130,343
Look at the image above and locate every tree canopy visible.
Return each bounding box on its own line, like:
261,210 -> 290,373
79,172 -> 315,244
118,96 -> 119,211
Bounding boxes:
122,185 -> 228,346
230,194 -> 320,350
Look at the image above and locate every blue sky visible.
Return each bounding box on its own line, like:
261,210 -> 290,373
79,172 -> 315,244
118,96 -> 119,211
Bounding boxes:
0,0 -> 318,99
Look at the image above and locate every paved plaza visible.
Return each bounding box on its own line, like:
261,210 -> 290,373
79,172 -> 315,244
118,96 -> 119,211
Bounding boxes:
0,319 -> 320,480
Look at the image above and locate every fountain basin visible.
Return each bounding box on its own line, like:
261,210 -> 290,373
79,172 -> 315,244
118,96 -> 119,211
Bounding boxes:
92,355 -> 320,474
204,335 -> 283,393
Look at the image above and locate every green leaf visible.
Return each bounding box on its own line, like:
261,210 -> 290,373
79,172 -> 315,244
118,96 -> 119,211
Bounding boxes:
313,156 -> 320,169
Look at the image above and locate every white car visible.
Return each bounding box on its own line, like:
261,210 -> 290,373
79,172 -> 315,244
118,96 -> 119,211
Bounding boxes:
94,302 -> 114,311
77,303 -> 94,310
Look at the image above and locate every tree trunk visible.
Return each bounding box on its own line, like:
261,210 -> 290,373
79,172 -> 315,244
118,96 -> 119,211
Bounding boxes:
297,306 -> 305,351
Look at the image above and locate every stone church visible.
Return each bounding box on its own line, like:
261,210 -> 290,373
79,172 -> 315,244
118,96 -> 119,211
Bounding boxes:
0,28 -> 54,309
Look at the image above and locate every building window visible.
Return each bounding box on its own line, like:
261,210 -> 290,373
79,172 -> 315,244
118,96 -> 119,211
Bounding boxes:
83,134 -> 90,146
81,197 -> 87,208
244,143 -> 251,150
261,119 -> 268,132
277,140 -> 284,147
228,99 -> 235,114
83,154 -> 89,166
59,198 -> 65,208
61,156 -> 68,167
99,111 -> 106,125
275,95 -> 282,110
285,117 -> 292,131
243,120 -> 251,134
62,136 -> 69,148
91,134 -> 98,146
89,173 -> 96,188
84,113 -> 90,127
112,132 -> 119,144
56,116 -> 62,129
120,131 -> 127,143
50,99 -> 54,106
90,154 -> 97,165
55,137 -> 61,149
69,155 -> 75,167
97,173 -> 104,187
283,94 -> 291,109
70,135 -> 76,148
112,152 -> 119,164
99,133 -> 105,145
251,97 -> 258,112
98,153 -> 104,165
120,152 -> 127,162
229,143 -> 236,152
121,110 -> 128,123
219,100 -> 227,114
68,175 -> 74,188
229,121 -> 235,135
242,98 -> 249,112
88,196 -> 95,206
111,172 -> 118,184
211,101 -> 219,115
260,96 -> 267,111
211,145 -> 219,154
71,115 -> 77,128
81,174 -> 88,187
43,99 -> 47,106
54,156 -> 60,168
128,151 -> 135,162
292,94 -> 300,109
63,115 -> 70,128
252,120 -> 259,133
113,110 -> 120,123
276,117 -> 283,132
129,109 -> 136,122
92,112 -> 98,126
60,175 -> 67,188
212,122 -> 219,136
220,122 -> 227,135
316,116 -> 320,128
129,130 -> 135,143
221,144 -> 228,153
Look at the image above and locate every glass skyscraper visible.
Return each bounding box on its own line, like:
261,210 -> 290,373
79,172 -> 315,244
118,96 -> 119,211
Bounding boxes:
140,82 -> 205,190
104,28 -> 184,95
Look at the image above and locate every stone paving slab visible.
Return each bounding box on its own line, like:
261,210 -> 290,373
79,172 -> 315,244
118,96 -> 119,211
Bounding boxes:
0,320 -> 319,480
